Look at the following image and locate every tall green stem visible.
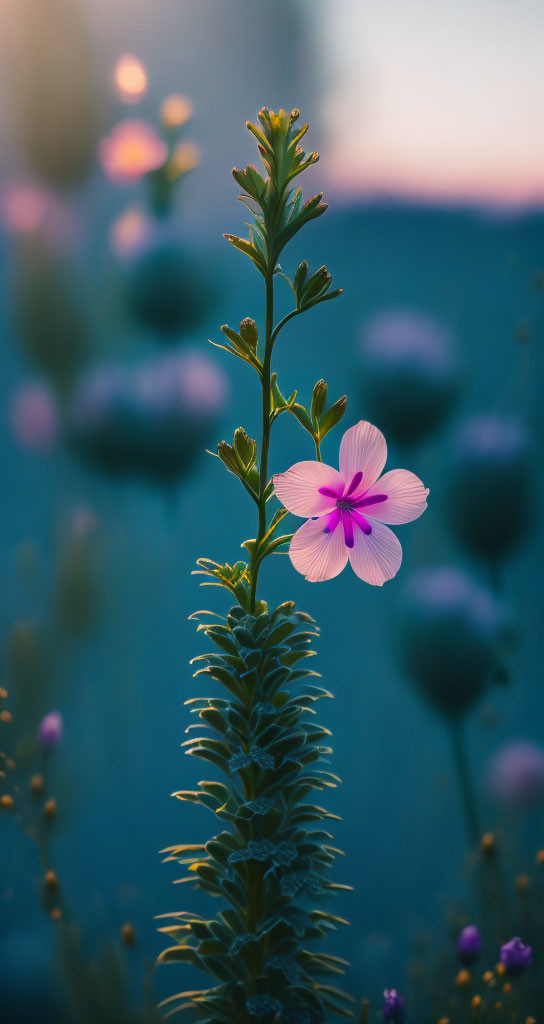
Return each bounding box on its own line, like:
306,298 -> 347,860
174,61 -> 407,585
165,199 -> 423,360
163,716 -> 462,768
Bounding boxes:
249,269 -> 275,612
450,720 -> 481,848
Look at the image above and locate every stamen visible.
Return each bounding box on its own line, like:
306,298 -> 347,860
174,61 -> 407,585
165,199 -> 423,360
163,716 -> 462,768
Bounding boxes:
341,509 -> 354,548
351,493 -> 387,510
322,509 -> 340,534
345,470 -> 363,496
351,509 -> 372,535
318,485 -> 340,499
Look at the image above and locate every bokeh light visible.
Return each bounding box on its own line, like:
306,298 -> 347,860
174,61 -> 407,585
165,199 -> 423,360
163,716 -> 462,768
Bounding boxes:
112,54 -> 148,104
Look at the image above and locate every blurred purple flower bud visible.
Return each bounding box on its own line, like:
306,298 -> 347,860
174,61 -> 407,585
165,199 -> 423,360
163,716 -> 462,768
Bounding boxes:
70,505 -> 97,539
37,711 -> 63,751
357,310 -> 460,447
0,182 -> 78,249
9,383 -> 59,452
486,741 -> 544,808
397,567 -> 501,718
446,416 -> 533,560
112,212 -> 218,336
383,989 -> 405,1024
500,936 -> 532,976
457,925 -> 482,966
69,350 -> 227,484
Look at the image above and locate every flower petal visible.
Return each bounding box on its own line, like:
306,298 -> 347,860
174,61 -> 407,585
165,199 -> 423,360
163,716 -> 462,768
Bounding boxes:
273,461 -> 344,518
339,421 -> 387,489
347,520 -> 402,586
362,469 -> 429,524
289,517 -> 348,582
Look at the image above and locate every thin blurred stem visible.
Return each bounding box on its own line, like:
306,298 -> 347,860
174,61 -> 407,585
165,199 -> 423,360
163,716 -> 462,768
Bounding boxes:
450,720 -> 481,848
314,437 -> 322,462
489,558 -> 503,594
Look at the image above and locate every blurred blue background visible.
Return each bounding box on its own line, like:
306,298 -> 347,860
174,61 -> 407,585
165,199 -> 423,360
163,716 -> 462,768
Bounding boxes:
0,1 -> 543,1019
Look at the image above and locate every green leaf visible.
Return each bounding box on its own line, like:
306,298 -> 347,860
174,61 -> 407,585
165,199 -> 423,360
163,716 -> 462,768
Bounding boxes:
223,234 -> 266,275
290,403 -> 314,435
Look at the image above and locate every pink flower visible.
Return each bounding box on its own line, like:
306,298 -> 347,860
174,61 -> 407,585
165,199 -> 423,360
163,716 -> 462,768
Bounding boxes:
273,421 -> 428,585
9,383 -> 59,452
98,120 -> 168,185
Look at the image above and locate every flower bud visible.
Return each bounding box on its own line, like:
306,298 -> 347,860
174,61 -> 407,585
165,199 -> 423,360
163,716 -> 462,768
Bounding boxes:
486,741 -> 544,809
457,925 -> 482,966
239,317 -> 258,350
37,712 -> 63,752
69,351 -> 227,484
480,832 -> 496,858
9,383 -> 59,453
396,568 -> 501,718
500,937 -> 532,976
383,989 -> 405,1024
357,310 -> 460,447
311,379 -> 328,423
120,922 -> 136,946
456,969 -> 471,988
114,215 -> 217,337
44,798 -> 57,819
233,428 -> 256,473
445,416 -> 533,560
30,774 -> 44,796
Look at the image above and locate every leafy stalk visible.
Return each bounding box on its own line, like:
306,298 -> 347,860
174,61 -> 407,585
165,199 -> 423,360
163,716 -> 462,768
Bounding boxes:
160,109 -> 352,1024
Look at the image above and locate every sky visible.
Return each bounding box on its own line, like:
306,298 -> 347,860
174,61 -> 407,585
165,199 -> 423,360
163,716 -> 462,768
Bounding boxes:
318,0 -> 544,206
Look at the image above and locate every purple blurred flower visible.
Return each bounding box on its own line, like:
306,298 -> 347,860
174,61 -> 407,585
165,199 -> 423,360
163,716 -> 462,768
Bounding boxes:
487,741 -> 544,808
500,937 -> 532,976
397,567 -> 501,718
70,505 -> 97,539
113,212 -> 217,335
69,350 -> 227,483
446,416 -> 533,559
457,925 -> 482,966
383,989 -> 405,1024
37,712 -> 63,751
0,182 -> 78,248
9,383 -> 59,452
357,309 -> 459,446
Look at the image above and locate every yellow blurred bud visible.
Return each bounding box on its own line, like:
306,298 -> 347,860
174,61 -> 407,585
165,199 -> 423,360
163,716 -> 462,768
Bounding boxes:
167,141 -> 200,181
480,832 -> 496,857
30,773 -> 45,795
121,921 -> 135,945
113,54 -> 147,104
160,94 -> 193,129
456,969 -> 471,988
44,798 -> 57,819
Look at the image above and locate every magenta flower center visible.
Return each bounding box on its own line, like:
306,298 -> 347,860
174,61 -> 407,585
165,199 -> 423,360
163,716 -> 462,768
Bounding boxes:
318,472 -> 387,548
